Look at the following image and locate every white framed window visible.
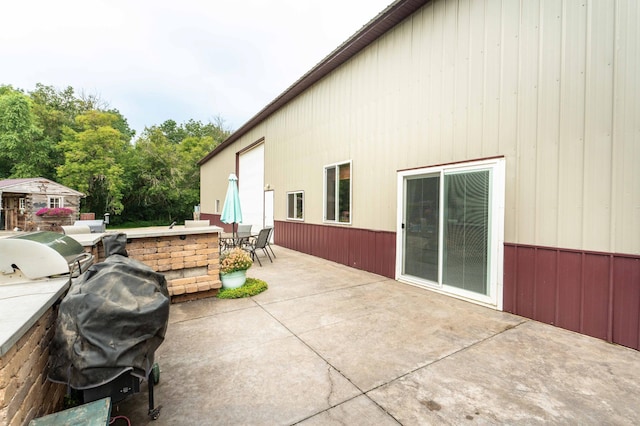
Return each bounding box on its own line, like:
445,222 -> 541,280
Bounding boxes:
287,191 -> 304,220
19,198 -> 25,210
324,161 -> 351,224
48,196 -> 64,208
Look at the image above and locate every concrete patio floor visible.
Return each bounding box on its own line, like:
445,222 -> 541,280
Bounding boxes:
117,247 -> 640,425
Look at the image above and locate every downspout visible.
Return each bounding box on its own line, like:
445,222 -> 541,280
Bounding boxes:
0,191 -> 4,230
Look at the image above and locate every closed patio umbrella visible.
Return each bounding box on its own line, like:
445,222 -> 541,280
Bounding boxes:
220,173 -> 242,236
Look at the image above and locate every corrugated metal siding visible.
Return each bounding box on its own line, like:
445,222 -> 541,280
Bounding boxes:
614,256 -> 640,349
556,251 -> 583,333
504,243 -> 640,350
275,221 -> 395,278
201,0 -> 639,257
196,1 -> 640,350
200,146 -> 239,217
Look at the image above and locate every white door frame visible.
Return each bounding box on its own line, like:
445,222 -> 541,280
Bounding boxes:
238,143 -> 265,234
264,189 -> 274,242
396,158 -> 505,310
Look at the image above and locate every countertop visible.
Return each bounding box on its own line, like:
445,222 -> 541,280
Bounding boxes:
68,225 -> 223,246
0,277 -> 70,356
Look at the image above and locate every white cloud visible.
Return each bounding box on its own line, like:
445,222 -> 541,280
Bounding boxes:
1,0 -> 391,134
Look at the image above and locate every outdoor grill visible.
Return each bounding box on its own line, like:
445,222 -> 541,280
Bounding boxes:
46,232 -> 170,421
0,231 -> 94,285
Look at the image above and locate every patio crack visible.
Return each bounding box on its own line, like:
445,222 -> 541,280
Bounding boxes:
325,364 -> 336,407
366,318 -> 531,394
256,301 -> 366,397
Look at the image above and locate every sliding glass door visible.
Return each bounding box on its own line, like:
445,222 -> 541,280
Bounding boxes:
404,175 -> 439,282
443,170 -> 490,295
398,159 -> 504,307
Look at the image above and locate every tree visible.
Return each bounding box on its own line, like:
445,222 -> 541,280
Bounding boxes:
27,84 -> 82,178
29,84 -> 81,133
120,117 -> 230,223
56,110 -> 131,214
1,81 -> 233,224
0,86 -> 50,178
175,117 -> 230,213
123,126 -> 181,221
177,135 -> 217,207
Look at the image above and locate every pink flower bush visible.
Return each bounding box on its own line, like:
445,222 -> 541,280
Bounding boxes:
35,207 -> 73,217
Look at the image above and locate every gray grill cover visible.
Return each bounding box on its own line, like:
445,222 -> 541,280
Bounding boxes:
48,233 -> 169,389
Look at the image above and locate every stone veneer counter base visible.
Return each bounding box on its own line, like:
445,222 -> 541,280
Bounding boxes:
70,225 -> 223,302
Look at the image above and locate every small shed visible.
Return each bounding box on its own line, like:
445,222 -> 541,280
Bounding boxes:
0,178 -> 84,231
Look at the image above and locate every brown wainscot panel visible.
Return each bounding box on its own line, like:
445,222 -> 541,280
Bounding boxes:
613,256 -> 640,350
275,221 -> 396,278
504,243 -> 640,351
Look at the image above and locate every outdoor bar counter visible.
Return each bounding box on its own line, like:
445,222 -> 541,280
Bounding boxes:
0,276 -> 70,424
69,225 -> 224,303
0,225 -> 223,424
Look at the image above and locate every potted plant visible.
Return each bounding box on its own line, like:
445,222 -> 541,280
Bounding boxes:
219,247 -> 253,289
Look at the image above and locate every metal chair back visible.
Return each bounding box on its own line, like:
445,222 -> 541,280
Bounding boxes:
237,224 -> 252,233
254,228 -> 270,249
248,228 -> 273,266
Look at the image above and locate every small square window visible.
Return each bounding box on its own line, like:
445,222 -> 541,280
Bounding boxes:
49,197 -> 63,208
287,191 -> 304,220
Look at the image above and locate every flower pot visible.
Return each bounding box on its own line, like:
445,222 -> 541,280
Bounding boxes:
220,270 -> 247,289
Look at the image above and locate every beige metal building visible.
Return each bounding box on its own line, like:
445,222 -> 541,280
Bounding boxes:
199,0 -> 640,349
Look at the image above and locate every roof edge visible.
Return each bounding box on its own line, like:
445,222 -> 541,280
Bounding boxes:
198,0 -> 430,166
0,177 -> 85,197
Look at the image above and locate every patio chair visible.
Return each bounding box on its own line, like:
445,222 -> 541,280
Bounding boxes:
237,224 -> 252,234
246,228 -> 272,266
265,226 -> 276,258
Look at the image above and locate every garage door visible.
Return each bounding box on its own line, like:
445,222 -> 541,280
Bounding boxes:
238,144 -> 264,233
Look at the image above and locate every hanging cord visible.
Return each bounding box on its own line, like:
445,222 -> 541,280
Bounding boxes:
110,415 -> 132,426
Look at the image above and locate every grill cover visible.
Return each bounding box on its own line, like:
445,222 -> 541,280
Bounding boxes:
48,233 -> 170,389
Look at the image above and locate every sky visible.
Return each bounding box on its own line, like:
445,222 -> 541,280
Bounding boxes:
1,0 -> 392,136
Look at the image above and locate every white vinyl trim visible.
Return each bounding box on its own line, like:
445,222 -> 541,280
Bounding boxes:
48,196 -> 64,208
396,158 -> 505,310
286,191 -> 304,221
239,143 -> 265,230
322,160 -> 352,225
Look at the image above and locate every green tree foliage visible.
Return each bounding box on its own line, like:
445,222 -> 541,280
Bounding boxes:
27,84 -> 85,178
175,117 -> 230,211
57,110 -> 131,215
0,86 -> 50,178
121,118 -> 229,223
124,126 -> 180,221
30,84 -> 82,136
1,82 -> 230,224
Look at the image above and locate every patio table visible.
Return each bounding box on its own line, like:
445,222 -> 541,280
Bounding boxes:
220,232 -> 255,251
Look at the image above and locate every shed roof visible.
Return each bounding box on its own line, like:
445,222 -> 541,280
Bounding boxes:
0,178 -> 84,197
198,0 -> 430,165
